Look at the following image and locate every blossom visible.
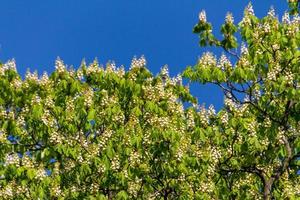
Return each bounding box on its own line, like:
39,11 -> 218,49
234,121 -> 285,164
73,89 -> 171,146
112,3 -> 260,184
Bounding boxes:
106,61 -> 116,72
160,65 -> 169,78
267,6 -> 276,18
240,43 -> 249,55
3,59 -> 17,72
225,12 -> 234,24
245,3 -> 255,16
25,70 -> 38,82
130,55 -> 146,69
282,12 -> 290,24
199,10 -> 207,23
55,57 -> 66,73
5,153 -> 20,166
218,54 -> 232,70
40,72 -> 49,86
198,52 -> 217,67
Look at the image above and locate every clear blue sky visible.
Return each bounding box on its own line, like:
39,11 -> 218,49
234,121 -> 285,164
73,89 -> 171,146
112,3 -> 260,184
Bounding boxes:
0,0 -> 287,109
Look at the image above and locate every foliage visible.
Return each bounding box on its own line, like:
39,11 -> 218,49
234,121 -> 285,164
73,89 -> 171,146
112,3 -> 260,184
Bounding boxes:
183,1 -> 300,199
0,57 -> 206,199
0,1 -> 299,200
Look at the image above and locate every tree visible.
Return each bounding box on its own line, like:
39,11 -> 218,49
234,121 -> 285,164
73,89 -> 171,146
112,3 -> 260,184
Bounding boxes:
183,1 -> 300,199
0,57 -> 201,199
0,1 -> 299,200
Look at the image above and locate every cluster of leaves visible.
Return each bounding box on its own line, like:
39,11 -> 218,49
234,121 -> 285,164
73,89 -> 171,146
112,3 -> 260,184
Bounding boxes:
0,1 -> 300,200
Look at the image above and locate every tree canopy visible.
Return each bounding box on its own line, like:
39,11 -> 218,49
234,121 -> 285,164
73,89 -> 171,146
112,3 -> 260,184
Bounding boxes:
0,1 -> 299,199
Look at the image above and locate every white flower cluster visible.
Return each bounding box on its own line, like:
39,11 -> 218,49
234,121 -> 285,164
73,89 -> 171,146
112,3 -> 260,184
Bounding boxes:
50,130 -> 63,144
284,70 -> 294,85
129,151 -> 141,166
247,121 -> 257,137
176,136 -> 189,161
99,90 -> 117,107
22,155 -> 34,168
128,114 -> 139,126
277,127 -> 286,145
272,43 -> 280,51
117,66 -> 125,77
84,88 -> 94,107
68,67 -> 76,77
15,184 -> 29,198
173,74 -> 182,86
198,52 -> 217,67
16,114 -> 25,128
198,10 -> 207,23
208,105 -> 216,116
11,79 -> 22,89
65,99 -> 75,121
36,167 -> 47,181
130,56 -> 146,70
90,183 -> 99,194
245,3 -> 255,16
106,61 -> 116,73
5,153 -> 20,166
25,71 -> 39,82
220,112 -> 229,125
86,60 -> 101,75
55,58 -> 66,74
210,147 -> 222,163
156,116 -> 170,129
128,178 -> 142,197
111,155 -> 120,171
225,12 -> 234,24
154,82 -> 165,100
112,112 -> 125,124
1,184 -> 13,198
241,43 -> 249,55
77,154 -> 84,164
267,64 -> 281,81
143,131 -> 151,146
160,65 -> 169,78
64,159 -> 76,172
77,68 -> 84,80
45,96 -> 55,108
98,129 -> 113,149
142,84 -> 153,101
238,56 -> 250,68
186,109 -> 195,129
1,59 -> 17,75
262,22 -> 271,33
51,185 -> 62,197
31,94 -> 41,105
40,72 -> 50,87
199,180 -> 214,193
97,164 -> 106,174
41,109 -> 54,126
267,7 -> 276,18
218,54 -> 232,70
282,12 -> 290,24
198,107 -> 209,126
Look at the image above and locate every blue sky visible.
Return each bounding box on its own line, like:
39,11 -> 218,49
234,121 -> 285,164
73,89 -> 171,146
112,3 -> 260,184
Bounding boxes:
0,0 -> 287,109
